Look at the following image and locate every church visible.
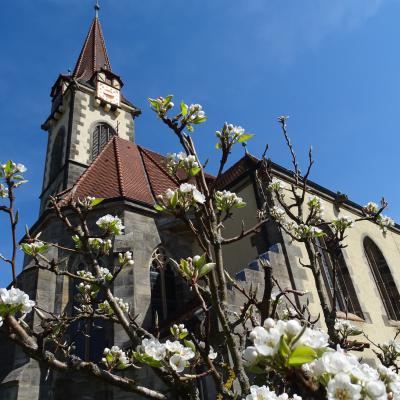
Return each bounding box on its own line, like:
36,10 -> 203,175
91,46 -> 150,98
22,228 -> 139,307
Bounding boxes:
1,4 -> 400,400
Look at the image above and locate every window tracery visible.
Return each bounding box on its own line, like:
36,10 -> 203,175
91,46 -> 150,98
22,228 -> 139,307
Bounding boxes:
364,237 -> 400,321
149,246 -> 181,322
314,227 -> 363,317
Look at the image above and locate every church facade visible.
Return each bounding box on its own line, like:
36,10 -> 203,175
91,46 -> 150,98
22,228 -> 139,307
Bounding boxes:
1,8 -> 400,400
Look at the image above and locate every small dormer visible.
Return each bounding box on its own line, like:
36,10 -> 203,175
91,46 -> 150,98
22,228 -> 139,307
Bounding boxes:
49,74 -> 71,116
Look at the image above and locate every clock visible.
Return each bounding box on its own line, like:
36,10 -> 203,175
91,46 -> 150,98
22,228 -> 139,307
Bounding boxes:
96,81 -> 120,107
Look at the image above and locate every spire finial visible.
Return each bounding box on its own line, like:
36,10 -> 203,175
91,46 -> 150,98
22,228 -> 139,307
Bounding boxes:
94,0 -> 100,17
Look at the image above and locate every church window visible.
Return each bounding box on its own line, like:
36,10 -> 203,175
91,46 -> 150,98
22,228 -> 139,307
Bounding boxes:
70,263 -> 110,361
364,237 -> 400,320
149,246 -> 181,323
314,227 -> 363,317
49,128 -> 65,182
92,123 -> 116,160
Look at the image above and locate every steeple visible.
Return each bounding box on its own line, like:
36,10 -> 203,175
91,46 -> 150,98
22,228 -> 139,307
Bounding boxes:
40,4 -> 140,215
72,5 -> 111,83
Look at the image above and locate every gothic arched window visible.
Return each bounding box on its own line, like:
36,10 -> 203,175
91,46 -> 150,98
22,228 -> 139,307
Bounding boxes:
149,246 -> 182,323
364,237 -> 400,321
314,227 -> 363,317
70,263 -> 110,361
49,127 -> 65,182
92,123 -> 116,160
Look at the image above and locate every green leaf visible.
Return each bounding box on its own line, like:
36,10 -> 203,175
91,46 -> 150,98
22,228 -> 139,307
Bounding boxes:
215,142 -> 222,150
170,191 -> 178,208
180,101 -> 188,116
90,198 -> 104,207
20,243 -> 33,256
314,231 -> 326,238
184,340 -> 196,352
247,364 -> 266,375
189,167 -> 201,177
237,134 -> 255,143
278,335 -> 291,361
154,204 -> 165,212
198,262 -> 216,278
163,95 -> 173,106
192,116 -> 207,124
148,98 -> 160,110
235,202 -> 247,209
5,160 -> 13,175
179,331 -> 189,340
133,352 -> 163,368
193,254 -> 206,269
187,125 -> 194,133
288,346 -> 317,366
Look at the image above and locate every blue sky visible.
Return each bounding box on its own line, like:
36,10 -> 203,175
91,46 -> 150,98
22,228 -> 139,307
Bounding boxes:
0,0 -> 399,287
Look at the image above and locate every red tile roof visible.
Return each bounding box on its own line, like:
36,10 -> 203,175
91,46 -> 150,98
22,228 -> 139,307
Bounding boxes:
62,137 -> 178,207
72,16 -> 111,83
60,137 -> 262,208
215,153 -> 260,189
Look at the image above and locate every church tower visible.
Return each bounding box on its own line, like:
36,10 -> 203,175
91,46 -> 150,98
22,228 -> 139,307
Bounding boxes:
39,4 -> 140,213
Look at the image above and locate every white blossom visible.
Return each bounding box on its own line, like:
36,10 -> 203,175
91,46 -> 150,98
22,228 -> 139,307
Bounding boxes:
270,206 -> 286,223
245,385 -> 277,400
141,338 -> 167,361
243,346 -> 258,367
364,380 -> 387,400
267,178 -> 286,193
244,385 -> 301,400
331,216 -> 354,232
165,340 -> 184,353
0,287 -> 35,316
118,251 -> 134,266
292,224 -> 323,240
102,346 -> 129,370
169,353 -> 187,373
378,215 -> 395,233
20,241 -> 48,257
166,152 -> 200,176
326,372 -> 362,400
364,202 -> 379,215
252,326 -> 281,357
208,346 -> 218,360
96,215 -> 124,235
0,184 -> 7,198
214,190 -> 246,211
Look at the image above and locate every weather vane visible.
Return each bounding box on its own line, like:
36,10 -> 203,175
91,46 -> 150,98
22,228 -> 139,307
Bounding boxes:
95,0 -> 100,17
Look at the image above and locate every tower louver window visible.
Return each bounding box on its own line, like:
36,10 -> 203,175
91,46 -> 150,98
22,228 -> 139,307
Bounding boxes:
364,237 -> 400,320
49,128 -> 65,182
92,123 -> 116,160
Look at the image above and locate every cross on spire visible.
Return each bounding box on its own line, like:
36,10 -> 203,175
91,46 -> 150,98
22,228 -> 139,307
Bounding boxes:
95,0 -> 100,18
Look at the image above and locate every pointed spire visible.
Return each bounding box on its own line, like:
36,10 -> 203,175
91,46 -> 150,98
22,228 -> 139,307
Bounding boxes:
72,6 -> 111,83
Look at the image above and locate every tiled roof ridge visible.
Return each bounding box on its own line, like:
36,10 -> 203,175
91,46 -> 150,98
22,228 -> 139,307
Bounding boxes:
138,146 -> 180,186
73,18 -> 94,79
137,147 -> 159,202
113,137 -> 126,197
95,17 -> 111,73
72,16 -> 111,81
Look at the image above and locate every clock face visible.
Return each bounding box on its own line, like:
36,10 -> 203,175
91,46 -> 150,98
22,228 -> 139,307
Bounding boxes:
97,82 -> 120,107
